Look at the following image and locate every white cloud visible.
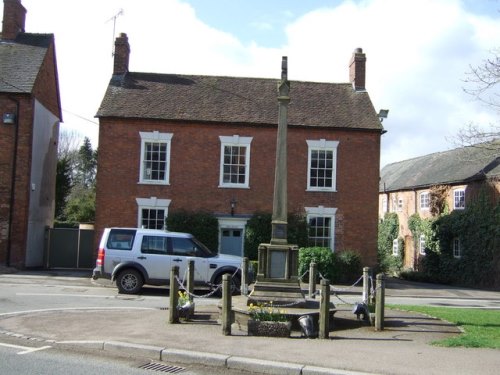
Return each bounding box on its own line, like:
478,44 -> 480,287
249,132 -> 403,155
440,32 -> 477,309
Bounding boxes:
18,0 -> 500,168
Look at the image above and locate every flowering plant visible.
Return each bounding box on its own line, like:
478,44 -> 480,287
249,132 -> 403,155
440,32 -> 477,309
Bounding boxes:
248,302 -> 288,322
177,291 -> 190,307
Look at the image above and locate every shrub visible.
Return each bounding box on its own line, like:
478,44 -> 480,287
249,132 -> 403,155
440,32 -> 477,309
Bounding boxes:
377,213 -> 403,273
298,247 -> 335,282
334,250 -> 362,284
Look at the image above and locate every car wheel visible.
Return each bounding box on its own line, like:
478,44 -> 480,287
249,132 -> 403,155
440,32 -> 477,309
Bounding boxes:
214,272 -> 240,297
116,269 -> 143,294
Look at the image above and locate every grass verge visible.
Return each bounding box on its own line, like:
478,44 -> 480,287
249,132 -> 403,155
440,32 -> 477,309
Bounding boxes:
389,305 -> 500,349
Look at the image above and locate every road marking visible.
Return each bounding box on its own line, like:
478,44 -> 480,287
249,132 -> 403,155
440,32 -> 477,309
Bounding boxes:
0,306 -> 156,317
0,342 -> 51,354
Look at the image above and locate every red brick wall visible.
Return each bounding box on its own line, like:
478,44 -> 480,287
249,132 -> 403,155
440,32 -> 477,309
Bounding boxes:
0,37 -> 60,267
0,94 -> 34,267
95,119 -> 380,266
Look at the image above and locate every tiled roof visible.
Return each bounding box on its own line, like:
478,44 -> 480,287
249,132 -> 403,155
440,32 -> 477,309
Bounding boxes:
380,141 -> 500,192
96,72 -> 383,130
0,33 -> 53,93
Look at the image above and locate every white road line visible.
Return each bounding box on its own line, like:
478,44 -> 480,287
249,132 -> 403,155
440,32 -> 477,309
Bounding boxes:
0,342 -> 51,354
18,345 -> 52,355
0,306 -> 156,317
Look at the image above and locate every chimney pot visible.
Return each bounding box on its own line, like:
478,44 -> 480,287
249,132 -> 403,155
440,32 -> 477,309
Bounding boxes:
2,0 -> 27,40
113,32 -> 130,75
349,47 -> 366,91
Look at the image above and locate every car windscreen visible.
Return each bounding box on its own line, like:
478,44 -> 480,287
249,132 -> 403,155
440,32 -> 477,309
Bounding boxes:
107,229 -> 136,250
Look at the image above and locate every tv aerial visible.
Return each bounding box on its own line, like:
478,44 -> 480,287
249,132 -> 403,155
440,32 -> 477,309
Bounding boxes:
107,9 -> 124,57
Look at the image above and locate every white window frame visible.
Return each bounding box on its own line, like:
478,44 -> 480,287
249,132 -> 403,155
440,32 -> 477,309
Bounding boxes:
453,188 -> 465,210
420,191 -> 430,210
397,198 -> 403,212
136,197 -> 171,230
382,196 -> 388,213
305,206 -> 337,251
139,131 -> 173,185
392,239 -> 399,256
306,139 -> 339,192
419,234 -> 426,255
391,197 -> 397,212
453,238 -> 462,258
219,135 -> 252,188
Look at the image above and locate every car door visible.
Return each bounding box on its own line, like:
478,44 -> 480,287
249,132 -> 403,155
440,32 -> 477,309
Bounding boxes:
137,234 -> 172,282
169,237 -> 210,285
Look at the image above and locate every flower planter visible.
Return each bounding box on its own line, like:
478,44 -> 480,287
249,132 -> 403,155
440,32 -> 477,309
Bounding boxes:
178,301 -> 195,320
247,320 -> 292,337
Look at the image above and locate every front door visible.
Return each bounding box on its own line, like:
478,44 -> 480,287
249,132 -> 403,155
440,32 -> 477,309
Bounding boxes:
220,229 -> 243,256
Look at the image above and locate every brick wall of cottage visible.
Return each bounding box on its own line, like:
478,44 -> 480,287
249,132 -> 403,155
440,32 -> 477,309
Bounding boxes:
0,94 -> 34,267
0,40 -> 60,268
95,119 -> 381,266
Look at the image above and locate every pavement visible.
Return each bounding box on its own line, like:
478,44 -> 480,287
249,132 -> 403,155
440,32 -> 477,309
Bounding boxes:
1,268 -> 500,375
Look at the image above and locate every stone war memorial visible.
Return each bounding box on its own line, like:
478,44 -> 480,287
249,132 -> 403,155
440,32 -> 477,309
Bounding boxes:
247,56 -> 306,307
227,57 -> 337,338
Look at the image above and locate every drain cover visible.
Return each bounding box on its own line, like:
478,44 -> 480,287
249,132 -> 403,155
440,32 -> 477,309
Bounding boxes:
138,362 -> 185,373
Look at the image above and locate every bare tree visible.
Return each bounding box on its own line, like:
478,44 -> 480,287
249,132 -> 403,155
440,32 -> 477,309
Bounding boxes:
453,49 -> 500,156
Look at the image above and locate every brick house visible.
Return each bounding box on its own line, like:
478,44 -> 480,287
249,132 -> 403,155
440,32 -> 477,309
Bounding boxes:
0,0 -> 61,268
95,33 -> 383,266
379,142 -> 500,269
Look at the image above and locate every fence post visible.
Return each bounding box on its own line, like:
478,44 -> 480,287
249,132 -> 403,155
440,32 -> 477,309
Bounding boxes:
362,267 -> 371,304
319,278 -> 330,339
375,273 -> 385,331
187,260 -> 194,302
169,266 -> 179,324
308,262 -> 317,299
241,257 -> 248,296
222,274 -> 232,336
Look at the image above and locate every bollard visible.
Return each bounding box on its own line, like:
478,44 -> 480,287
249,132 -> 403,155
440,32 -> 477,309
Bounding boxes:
241,257 -> 248,296
309,262 -> 317,299
186,260 -> 195,320
375,273 -> 385,331
362,267 -> 371,304
169,266 -> 180,324
187,260 -> 194,302
222,274 -> 232,336
319,278 -> 330,339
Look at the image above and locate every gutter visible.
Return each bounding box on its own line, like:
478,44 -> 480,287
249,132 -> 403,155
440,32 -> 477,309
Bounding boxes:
6,96 -> 20,267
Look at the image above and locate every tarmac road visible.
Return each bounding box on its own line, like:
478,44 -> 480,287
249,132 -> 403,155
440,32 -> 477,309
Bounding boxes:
1,268 -> 499,375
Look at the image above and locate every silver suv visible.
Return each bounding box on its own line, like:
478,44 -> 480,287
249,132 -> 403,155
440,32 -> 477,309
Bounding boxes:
92,228 -> 243,294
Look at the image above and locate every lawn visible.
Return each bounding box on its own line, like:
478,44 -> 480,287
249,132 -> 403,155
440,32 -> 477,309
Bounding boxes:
389,305 -> 500,349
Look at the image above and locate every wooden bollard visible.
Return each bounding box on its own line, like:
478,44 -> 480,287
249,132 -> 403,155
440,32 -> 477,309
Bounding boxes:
187,260 -> 194,302
309,262 -> 317,299
241,257 -> 248,296
319,278 -> 330,339
169,266 -> 179,324
362,267 -> 371,304
222,274 -> 232,336
375,273 -> 385,331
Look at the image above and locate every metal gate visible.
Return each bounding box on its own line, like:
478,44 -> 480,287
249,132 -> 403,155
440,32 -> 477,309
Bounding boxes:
45,227 -> 95,269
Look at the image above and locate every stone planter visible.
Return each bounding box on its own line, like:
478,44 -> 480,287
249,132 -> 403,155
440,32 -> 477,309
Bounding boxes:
247,320 -> 292,337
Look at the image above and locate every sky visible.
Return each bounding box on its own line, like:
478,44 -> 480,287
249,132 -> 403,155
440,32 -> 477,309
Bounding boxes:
14,0 -> 500,168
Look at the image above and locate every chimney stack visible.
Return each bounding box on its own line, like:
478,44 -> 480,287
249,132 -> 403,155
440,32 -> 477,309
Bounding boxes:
113,33 -> 130,75
2,0 -> 27,40
349,47 -> 366,91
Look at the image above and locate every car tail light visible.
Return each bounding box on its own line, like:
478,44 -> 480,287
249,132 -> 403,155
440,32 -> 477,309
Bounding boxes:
96,248 -> 105,266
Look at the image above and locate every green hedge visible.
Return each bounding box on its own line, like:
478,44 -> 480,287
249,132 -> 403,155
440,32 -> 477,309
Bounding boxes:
298,247 -> 363,284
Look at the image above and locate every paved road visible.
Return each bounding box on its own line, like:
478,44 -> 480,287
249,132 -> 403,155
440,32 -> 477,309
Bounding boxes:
1,269 -> 499,375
